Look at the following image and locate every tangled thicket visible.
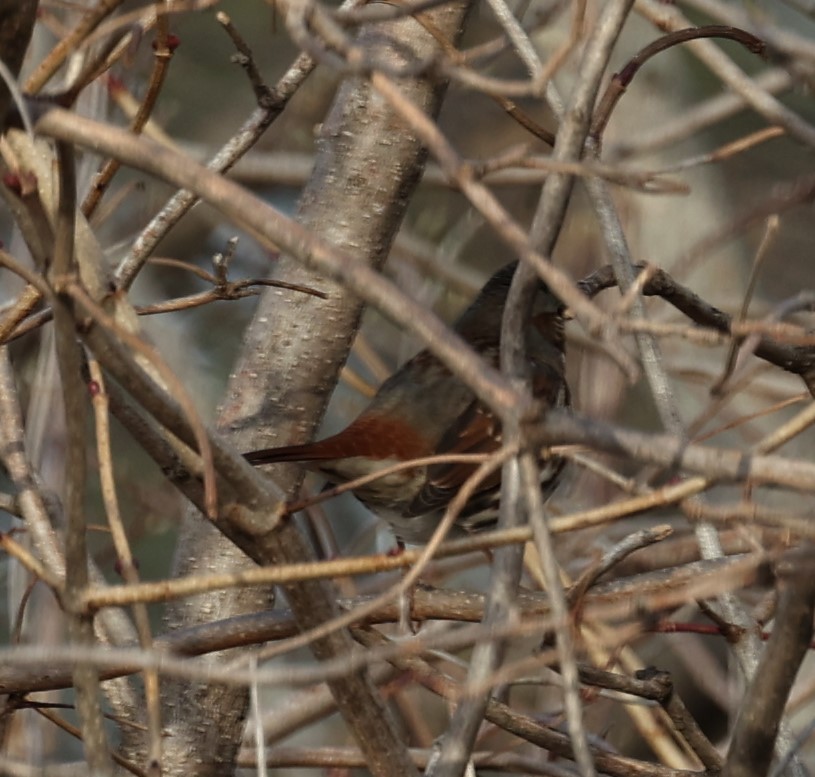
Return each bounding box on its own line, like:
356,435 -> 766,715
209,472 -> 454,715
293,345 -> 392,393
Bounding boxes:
1,1 -> 815,776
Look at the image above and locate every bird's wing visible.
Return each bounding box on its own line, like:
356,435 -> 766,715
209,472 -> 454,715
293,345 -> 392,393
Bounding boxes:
404,364 -> 568,521
403,399 -> 502,518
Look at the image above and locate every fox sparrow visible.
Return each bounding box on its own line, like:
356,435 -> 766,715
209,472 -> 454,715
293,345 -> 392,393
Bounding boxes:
245,262 -> 569,544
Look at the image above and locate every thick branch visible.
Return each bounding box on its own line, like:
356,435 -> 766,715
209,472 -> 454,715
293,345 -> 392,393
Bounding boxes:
725,549 -> 815,777
153,4 -> 473,776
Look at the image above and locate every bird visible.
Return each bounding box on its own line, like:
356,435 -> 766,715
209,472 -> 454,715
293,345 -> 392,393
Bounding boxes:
244,262 -> 569,545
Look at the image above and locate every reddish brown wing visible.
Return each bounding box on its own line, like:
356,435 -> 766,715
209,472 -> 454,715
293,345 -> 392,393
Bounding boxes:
404,364 -> 568,519
404,399 -> 502,518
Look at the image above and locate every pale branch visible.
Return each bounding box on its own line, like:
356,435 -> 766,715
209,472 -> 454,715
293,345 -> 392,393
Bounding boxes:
0,550 -> 768,696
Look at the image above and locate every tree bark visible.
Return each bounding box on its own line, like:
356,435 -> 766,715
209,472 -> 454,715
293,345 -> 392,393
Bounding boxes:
157,3 -> 473,775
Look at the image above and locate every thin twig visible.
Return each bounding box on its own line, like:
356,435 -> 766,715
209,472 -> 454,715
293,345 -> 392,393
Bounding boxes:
87,360 -> 162,773
49,140 -> 113,774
